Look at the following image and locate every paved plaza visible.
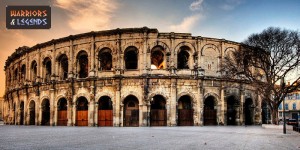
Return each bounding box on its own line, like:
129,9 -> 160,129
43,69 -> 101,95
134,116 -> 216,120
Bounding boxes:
0,125 -> 299,150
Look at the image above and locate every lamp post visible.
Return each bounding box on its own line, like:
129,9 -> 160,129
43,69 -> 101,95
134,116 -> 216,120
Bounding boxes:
281,77 -> 286,134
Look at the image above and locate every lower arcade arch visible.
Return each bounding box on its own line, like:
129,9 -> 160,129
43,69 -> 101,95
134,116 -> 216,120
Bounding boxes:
150,95 -> 167,126
19,101 -> 24,125
123,95 -> 139,127
98,96 -> 113,127
57,98 -> 68,126
227,96 -> 239,125
203,96 -> 217,125
41,99 -> 50,126
177,95 -> 194,126
76,97 -> 88,126
261,101 -> 271,124
29,100 -> 35,125
244,98 -> 254,125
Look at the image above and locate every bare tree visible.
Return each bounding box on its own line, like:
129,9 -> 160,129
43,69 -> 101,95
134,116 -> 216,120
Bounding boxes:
222,27 -> 300,124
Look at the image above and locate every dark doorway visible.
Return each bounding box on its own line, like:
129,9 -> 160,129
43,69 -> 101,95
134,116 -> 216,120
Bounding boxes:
76,97 -> 88,126
150,95 -> 167,126
204,96 -> 217,125
124,47 -> 138,69
244,98 -> 253,125
57,98 -> 68,126
77,51 -> 89,78
98,96 -> 113,127
20,101 -> 24,125
262,101 -> 270,124
177,47 -> 190,69
58,54 -> 68,80
41,99 -> 50,126
43,57 -> 52,82
29,101 -> 35,125
178,95 -> 193,126
124,95 -> 139,127
227,96 -> 238,125
99,48 -> 112,71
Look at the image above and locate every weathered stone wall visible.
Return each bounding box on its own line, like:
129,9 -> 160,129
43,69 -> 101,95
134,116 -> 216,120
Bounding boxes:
3,27 -> 261,126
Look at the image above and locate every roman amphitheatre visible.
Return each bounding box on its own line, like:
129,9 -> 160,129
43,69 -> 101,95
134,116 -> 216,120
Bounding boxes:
3,27 -> 262,127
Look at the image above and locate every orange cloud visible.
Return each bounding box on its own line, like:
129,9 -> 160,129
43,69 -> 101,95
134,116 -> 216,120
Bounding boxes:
54,0 -> 118,31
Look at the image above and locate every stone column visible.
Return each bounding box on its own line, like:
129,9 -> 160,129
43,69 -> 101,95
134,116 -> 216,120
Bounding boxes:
220,85 -> 225,125
139,104 -> 143,126
199,80 -> 204,126
170,78 -> 177,126
54,105 -> 57,126
89,99 -> 95,126
72,100 -> 76,126
120,104 -> 124,127
95,103 -> 98,126
89,35 -> 95,77
67,100 -> 72,126
240,88 -> 245,125
50,88 -> 55,126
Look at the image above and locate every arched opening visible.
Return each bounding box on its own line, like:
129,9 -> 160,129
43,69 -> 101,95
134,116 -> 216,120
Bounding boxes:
227,96 -> 238,125
14,68 -> 18,82
57,98 -> 68,126
150,95 -> 167,126
41,99 -> 50,126
76,97 -> 88,126
98,48 -> 112,71
177,46 -> 191,69
204,96 -> 217,125
21,64 -> 26,82
58,54 -> 68,80
124,46 -> 138,69
77,51 -> 89,78
43,57 -> 52,82
151,46 -> 165,69
123,95 -> 139,127
20,101 -> 24,125
178,95 -> 193,126
98,96 -> 113,127
29,100 -> 35,125
261,101 -> 270,124
244,98 -> 253,125
31,61 -> 37,82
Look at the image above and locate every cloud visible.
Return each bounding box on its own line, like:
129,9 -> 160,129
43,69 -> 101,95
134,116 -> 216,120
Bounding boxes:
54,0 -> 118,31
220,0 -> 243,11
169,14 -> 204,32
190,0 -> 204,11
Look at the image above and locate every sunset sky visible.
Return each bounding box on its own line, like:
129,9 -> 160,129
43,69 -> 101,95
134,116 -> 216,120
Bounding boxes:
0,0 -> 300,96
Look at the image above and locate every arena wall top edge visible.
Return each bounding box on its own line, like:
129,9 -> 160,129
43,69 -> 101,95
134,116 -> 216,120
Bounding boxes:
4,27 -> 241,70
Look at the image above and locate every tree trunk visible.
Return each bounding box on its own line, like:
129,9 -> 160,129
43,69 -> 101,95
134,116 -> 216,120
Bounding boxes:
271,108 -> 279,125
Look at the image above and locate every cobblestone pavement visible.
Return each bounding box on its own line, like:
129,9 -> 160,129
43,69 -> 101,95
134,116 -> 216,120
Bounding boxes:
0,125 -> 299,150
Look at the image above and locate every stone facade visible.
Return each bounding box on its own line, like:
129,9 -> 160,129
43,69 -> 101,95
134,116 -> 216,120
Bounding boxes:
3,27 -> 262,126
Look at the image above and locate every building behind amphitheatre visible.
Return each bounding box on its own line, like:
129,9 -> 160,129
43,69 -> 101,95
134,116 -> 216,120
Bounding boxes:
3,27 -> 263,127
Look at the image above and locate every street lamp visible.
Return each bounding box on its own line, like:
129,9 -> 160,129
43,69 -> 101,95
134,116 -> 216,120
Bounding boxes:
281,77 -> 286,134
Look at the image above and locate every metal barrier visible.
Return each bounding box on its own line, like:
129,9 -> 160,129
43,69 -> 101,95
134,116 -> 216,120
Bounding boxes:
293,126 -> 300,133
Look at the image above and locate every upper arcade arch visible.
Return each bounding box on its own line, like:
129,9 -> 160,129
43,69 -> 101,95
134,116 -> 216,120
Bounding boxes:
124,46 -> 138,70
98,47 -> 113,71
57,54 -> 68,80
30,60 -> 37,82
76,50 -> 89,78
42,57 -> 52,82
151,46 -> 166,69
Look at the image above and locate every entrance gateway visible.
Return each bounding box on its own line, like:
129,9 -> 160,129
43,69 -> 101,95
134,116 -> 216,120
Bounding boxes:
57,98 -> 68,126
98,96 -> 113,126
76,97 -> 88,126
123,95 -> 139,127
150,95 -> 167,126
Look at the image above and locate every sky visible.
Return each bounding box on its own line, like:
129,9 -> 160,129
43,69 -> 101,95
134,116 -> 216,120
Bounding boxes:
0,0 -> 300,96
